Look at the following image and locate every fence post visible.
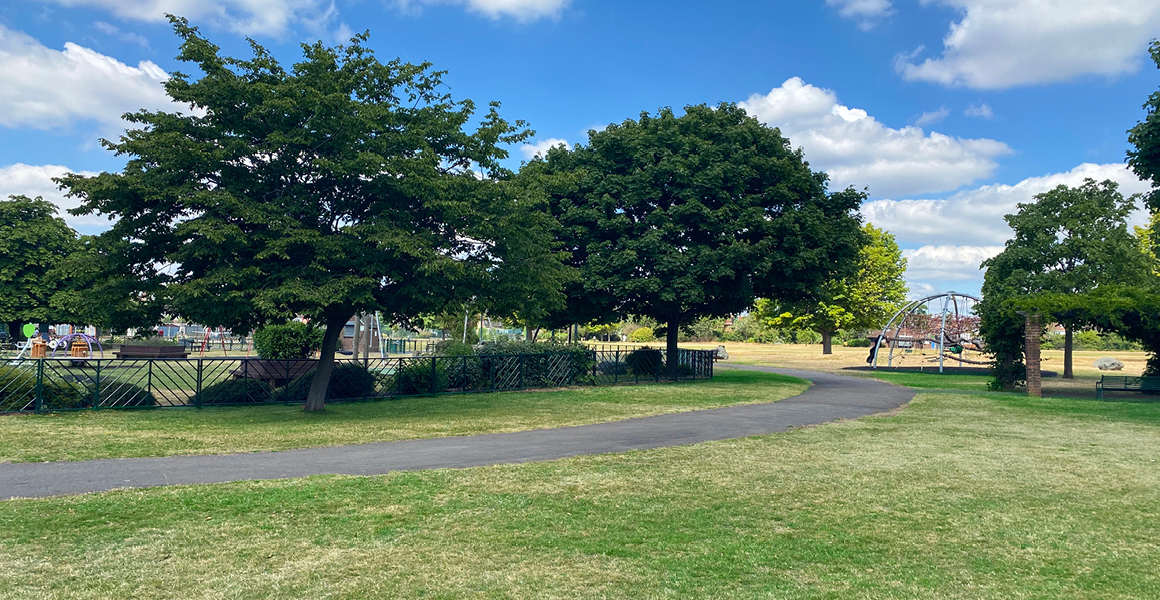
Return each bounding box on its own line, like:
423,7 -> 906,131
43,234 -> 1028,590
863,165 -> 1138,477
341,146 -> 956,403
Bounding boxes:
614,349 -> 620,384
243,358 -> 249,403
431,356 -> 437,395
195,358 -> 203,408
518,354 -> 525,390
147,359 -> 154,400
34,359 -> 44,413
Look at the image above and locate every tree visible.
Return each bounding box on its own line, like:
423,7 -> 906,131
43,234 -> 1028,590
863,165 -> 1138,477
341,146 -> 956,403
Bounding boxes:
979,178 -> 1147,382
0,196 -> 78,340
59,18 -> 539,411
1128,39 -> 1160,222
758,222 -> 907,354
534,104 -> 865,375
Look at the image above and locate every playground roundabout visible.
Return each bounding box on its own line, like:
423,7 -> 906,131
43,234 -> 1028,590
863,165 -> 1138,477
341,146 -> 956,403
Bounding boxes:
0,365 -> 914,499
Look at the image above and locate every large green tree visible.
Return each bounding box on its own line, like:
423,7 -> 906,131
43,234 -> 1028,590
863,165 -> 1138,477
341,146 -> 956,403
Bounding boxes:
532,104 -> 865,374
1128,40 -> 1160,221
0,196 -> 78,340
979,178 -> 1147,382
758,222 -> 908,354
59,18 -> 542,411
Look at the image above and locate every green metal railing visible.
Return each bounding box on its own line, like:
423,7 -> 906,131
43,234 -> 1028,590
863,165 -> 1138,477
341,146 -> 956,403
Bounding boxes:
0,348 -> 716,413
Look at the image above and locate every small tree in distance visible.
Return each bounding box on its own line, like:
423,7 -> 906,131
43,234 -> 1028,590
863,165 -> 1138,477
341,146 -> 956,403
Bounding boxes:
0,196 -> 78,340
59,18 -> 545,411
758,222 -> 908,354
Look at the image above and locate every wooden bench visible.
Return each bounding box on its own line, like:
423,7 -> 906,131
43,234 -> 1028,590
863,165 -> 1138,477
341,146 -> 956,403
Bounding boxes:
114,345 -> 190,359
1096,375 -> 1160,399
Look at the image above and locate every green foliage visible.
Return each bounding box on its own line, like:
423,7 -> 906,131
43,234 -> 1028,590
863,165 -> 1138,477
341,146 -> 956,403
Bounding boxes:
282,364 -> 378,402
624,348 -> 663,377
759,223 -> 907,352
844,338 -> 873,347
95,382 -> 157,408
57,18 -> 541,410
126,336 -> 183,347
1043,331 -> 1143,352
628,327 -> 655,343
392,360 -> 449,396
0,366 -> 85,411
0,196 -> 79,334
981,179 -> 1150,387
198,378 -> 276,405
533,103 -> 864,371
433,340 -> 476,356
1128,40 -> 1160,219
253,322 -> 324,360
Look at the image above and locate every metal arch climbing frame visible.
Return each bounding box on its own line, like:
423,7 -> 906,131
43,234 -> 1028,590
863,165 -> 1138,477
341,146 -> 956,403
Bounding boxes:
872,291 -> 982,371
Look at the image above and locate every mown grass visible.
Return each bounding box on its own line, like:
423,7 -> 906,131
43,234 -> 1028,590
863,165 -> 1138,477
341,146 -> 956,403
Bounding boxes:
0,370 -> 806,463
2,392 -> 1158,598
860,370 -> 994,391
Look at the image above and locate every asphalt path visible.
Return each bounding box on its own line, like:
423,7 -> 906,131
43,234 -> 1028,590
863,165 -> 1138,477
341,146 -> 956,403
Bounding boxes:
0,365 -> 914,499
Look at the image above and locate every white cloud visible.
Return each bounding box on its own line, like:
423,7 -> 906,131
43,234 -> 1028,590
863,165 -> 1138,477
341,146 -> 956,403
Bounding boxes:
896,0 -> 1160,89
903,244 -> 1003,282
397,0 -> 569,21
963,102 -> 993,119
913,106 -> 950,126
0,24 -> 179,131
863,163 -> 1153,248
520,138 -> 570,160
31,0 -> 340,37
826,0 -> 894,30
93,21 -> 151,47
739,77 -> 1011,197
0,163 -> 109,233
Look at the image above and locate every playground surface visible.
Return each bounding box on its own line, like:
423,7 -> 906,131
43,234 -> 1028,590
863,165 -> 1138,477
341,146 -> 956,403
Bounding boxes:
0,366 -> 912,498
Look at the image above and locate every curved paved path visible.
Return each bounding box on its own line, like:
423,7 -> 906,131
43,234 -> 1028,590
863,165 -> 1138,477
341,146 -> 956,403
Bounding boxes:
0,366 -> 913,499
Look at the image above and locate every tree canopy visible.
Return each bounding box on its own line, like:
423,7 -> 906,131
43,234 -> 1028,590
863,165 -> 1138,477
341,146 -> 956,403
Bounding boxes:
58,18 -> 552,410
758,222 -> 907,354
530,104 -> 865,373
979,178 -> 1148,385
0,195 -> 78,339
1128,40 -> 1160,221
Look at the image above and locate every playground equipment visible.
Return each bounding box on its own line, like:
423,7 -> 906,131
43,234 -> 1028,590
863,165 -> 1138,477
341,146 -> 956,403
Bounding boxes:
49,332 -> 104,359
872,292 -> 984,372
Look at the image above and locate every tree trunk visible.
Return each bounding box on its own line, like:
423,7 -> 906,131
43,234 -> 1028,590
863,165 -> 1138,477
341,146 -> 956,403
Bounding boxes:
7,321 -> 21,342
666,317 -> 680,378
1063,325 -> 1074,379
821,330 -> 833,355
363,314 -> 373,366
304,313 -> 349,412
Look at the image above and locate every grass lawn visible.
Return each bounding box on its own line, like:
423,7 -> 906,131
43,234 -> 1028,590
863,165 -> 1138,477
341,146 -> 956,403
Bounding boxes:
854,370 -> 994,391
0,370 -> 806,463
2,391 -> 1158,598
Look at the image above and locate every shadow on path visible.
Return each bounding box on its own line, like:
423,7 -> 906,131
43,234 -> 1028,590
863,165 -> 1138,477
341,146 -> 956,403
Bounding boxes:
0,365 -> 914,499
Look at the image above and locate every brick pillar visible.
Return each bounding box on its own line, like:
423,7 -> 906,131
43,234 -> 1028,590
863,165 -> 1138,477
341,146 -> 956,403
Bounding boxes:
1025,313 -> 1042,397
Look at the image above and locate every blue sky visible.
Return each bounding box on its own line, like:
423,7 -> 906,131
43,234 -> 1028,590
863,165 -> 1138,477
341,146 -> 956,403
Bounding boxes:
2,0 -> 1159,298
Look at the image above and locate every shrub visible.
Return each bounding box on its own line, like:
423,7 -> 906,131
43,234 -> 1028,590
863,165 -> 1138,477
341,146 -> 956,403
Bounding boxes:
392,359 -> 449,396
434,340 -> 475,356
198,377 -> 276,404
597,360 -> 629,376
253,322 -> 324,359
127,336 -> 183,346
281,363 -> 379,402
94,381 -> 157,408
844,338 -> 873,347
628,327 -> 655,343
0,366 -> 86,410
625,348 -> 663,376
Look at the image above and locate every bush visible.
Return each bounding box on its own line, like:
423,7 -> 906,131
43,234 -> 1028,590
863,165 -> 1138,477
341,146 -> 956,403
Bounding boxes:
628,327 -> 655,343
253,322 -> 324,360
392,359 -> 449,396
198,377 -> 276,404
281,363 -> 379,402
127,336 -> 183,346
844,338 -> 873,347
433,340 -> 475,356
0,366 -> 86,410
94,381 -> 157,408
597,360 -> 629,376
625,348 -> 663,376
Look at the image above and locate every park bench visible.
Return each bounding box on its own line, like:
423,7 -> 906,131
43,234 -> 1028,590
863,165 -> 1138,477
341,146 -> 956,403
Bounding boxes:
1096,375 -> 1160,399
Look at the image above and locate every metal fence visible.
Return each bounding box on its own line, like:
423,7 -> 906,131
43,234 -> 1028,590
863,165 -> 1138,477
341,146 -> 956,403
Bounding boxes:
0,348 -> 715,413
